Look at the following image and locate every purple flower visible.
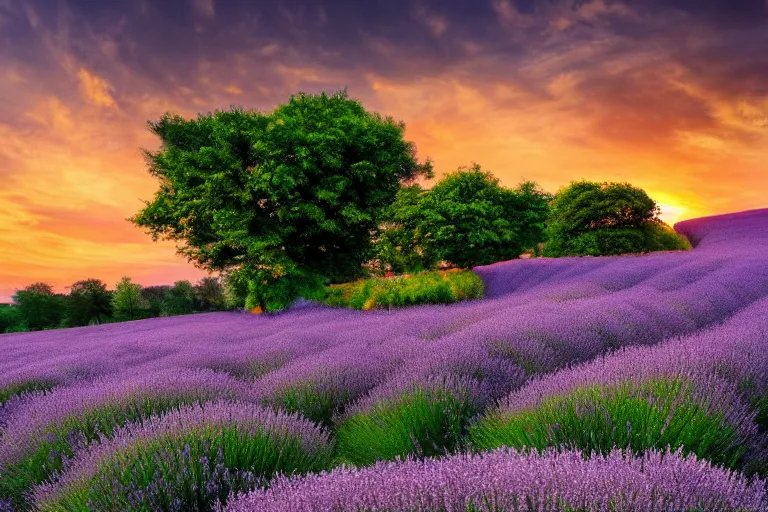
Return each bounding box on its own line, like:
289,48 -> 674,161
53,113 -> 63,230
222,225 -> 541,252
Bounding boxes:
224,447 -> 767,512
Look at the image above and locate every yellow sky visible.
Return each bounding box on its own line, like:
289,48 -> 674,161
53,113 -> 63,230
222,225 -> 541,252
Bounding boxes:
1,0 -> 767,300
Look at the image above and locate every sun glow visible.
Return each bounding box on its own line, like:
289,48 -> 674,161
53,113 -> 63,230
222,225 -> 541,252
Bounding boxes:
657,203 -> 688,226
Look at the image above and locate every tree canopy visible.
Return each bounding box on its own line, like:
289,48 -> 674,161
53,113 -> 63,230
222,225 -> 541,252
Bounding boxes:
544,181 -> 690,256
66,278 -> 112,326
111,277 -> 147,321
390,164 -> 550,268
161,280 -> 196,316
11,282 -> 66,331
132,90 -> 432,311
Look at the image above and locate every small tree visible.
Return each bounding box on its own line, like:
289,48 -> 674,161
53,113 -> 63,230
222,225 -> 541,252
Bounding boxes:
413,164 -> 551,268
66,278 -> 113,326
194,277 -> 226,311
111,277 -> 147,321
161,280 -> 196,316
12,283 -> 66,330
544,181 -> 690,256
141,285 -> 171,317
131,90 -> 432,311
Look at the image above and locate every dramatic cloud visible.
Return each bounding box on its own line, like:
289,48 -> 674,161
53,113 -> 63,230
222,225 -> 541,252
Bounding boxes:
0,0 -> 766,300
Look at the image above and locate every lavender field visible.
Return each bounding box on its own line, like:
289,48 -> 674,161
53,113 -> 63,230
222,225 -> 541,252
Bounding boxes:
2,208 -> 768,511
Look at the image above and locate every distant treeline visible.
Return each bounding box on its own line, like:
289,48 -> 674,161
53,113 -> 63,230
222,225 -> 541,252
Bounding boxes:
0,277 -> 238,334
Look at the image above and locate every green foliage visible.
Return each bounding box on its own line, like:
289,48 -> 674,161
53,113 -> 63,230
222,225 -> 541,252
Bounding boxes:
644,221 -> 693,251
111,277 -> 148,321
266,382 -> 352,428
161,280 -> 196,316
752,395 -> 768,433
65,279 -> 113,327
413,164 -> 551,268
371,184 -> 433,274
0,379 -> 57,405
140,285 -> 171,317
37,423 -> 332,512
469,377 -> 747,469
544,181 -> 690,257
0,304 -> 24,333
222,271 -> 249,310
319,270 -> 484,310
241,266 -> 326,312
11,283 -> 67,331
194,277 -> 226,311
335,387 -> 476,466
131,90 -> 432,311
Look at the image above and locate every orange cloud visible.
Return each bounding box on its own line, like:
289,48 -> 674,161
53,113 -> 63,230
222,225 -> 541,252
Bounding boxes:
77,68 -> 117,108
0,0 -> 766,302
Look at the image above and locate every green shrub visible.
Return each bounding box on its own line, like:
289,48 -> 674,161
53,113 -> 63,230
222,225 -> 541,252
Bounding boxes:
544,181 -> 690,257
335,386 -> 477,466
470,377 -> 748,469
644,221 -> 692,251
319,270 -> 484,310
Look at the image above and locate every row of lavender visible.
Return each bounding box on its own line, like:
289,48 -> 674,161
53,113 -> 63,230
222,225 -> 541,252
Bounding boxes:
1,209 -> 768,510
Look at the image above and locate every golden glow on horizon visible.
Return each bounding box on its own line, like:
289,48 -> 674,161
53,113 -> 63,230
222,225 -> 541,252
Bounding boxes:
657,204 -> 688,226
0,1 -> 766,301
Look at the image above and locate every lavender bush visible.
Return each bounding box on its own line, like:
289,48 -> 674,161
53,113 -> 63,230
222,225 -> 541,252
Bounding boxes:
0,369 -> 260,508
224,448 -> 768,512
472,295 -> 768,471
31,401 -> 333,511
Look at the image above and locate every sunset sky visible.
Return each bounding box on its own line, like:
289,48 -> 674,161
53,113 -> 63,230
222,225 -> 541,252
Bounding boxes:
1,0 -> 767,301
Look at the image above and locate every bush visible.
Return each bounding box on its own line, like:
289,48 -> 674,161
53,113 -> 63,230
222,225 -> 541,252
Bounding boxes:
470,377 -> 749,469
335,385 -> 477,466
319,270 -> 484,310
265,383 -> 353,428
544,181 -> 690,257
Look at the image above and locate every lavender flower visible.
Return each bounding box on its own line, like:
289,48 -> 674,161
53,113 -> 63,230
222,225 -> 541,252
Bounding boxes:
224,447 -> 768,512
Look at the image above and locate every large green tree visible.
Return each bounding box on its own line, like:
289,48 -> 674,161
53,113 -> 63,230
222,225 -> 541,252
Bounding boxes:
408,164 -> 551,268
544,181 -> 690,256
132,90 -> 432,311
65,279 -> 113,326
12,283 -> 66,330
